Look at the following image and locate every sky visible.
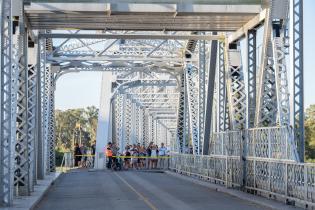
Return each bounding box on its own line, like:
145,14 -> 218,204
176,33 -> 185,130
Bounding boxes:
55,0 -> 315,110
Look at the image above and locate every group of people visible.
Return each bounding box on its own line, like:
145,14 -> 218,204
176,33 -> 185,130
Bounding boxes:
105,141 -> 169,170
74,142 -> 96,167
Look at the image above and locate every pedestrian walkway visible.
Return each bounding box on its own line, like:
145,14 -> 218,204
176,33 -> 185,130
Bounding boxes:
34,170 -> 270,210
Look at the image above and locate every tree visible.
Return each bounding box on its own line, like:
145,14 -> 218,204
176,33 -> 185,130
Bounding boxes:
305,105 -> 315,160
55,106 -> 99,152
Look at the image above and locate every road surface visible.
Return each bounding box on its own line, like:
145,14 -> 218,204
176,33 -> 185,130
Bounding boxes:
34,170 -> 269,210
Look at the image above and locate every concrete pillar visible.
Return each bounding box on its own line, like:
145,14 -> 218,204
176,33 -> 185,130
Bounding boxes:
95,72 -> 112,169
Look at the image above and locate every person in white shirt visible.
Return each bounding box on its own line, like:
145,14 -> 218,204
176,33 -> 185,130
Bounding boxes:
150,145 -> 158,169
158,143 -> 168,168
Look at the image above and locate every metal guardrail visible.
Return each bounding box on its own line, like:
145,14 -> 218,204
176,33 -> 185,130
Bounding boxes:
170,154 -> 315,208
170,127 -> 313,208
210,126 -> 299,161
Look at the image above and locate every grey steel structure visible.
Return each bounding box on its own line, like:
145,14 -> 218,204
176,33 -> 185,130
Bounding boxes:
0,0 -> 309,208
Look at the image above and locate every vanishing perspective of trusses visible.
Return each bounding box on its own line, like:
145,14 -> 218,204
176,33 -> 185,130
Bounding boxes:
0,0 -> 305,208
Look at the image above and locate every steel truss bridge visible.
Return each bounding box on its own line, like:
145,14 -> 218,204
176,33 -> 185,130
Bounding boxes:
0,0 -> 310,209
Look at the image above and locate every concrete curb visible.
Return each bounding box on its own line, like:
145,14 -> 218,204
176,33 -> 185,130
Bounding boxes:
29,172 -> 62,210
2,172 -> 62,210
165,171 -> 302,210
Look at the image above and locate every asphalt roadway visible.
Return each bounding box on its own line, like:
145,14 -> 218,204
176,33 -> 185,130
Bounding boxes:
34,170 -> 270,210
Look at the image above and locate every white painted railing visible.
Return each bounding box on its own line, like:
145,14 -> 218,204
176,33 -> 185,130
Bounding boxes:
170,127 -> 311,208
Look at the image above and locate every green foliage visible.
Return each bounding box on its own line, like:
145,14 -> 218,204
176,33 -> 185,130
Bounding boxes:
55,106 -> 99,152
305,105 -> 315,161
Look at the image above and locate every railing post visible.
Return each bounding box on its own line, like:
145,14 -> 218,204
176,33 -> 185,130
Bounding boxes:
285,162 -> 288,197
253,130 -> 256,191
304,165 -> 308,202
241,130 -> 247,190
268,129 -> 271,191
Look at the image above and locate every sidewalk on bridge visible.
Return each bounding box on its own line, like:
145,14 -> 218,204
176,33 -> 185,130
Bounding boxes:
166,171 -> 303,210
1,173 -> 61,210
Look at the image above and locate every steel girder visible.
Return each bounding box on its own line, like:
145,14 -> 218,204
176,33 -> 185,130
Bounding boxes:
216,42 -> 230,132
48,75 -> 56,172
290,0 -> 304,161
185,64 -> 201,154
203,38 -> 218,155
115,95 -> 125,150
246,30 -> 257,129
198,39 -> 206,154
36,36 -> 44,180
225,49 -> 246,130
15,3 -> 32,195
124,98 -> 132,146
273,38 -> 290,127
39,37 -> 51,174
27,63 -> 37,189
0,0 -> 18,206
255,8 -> 277,127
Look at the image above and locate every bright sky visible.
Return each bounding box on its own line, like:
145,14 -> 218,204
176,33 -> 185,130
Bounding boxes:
55,0 -> 315,110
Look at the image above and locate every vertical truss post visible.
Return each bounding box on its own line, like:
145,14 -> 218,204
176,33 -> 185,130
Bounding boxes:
150,115 -> 154,144
27,63 -> 37,189
15,2 -> 30,195
36,35 -> 46,178
185,64 -> 200,154
184,91 -> 190,151
134,104 -> 139,144
40,40 -> 51,174
138,107 -> 144,145
255,9 -> 278,127
0,0 -> 17,206
225,44 -> 246,130
246,30 -> 257,129
154,119 -> 160,144
48,75 -> 56,172
119,94 -> 126,150
273,37 -> 290,126
143,109 -> 149,146
199,39 -> 206,153
130,102 -> 136,145
216,42 -> 228,132
124,98 -> 132,146
175,72 -> 186,153
290,0 -> 304,161
203,37 -> 218,155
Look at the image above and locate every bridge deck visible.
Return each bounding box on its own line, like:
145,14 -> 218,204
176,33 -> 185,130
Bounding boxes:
34,170 -> 268,210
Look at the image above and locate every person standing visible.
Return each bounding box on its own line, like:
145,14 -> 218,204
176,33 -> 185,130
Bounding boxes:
111,143 -> 119,167
80,143 -> 87,168
123,146 -> 131,169
105,142 -> 113,169
146,142 -> 153,168
150,145 -> 158,169
74,143 -> 82,167
91,142 -> 96,167
158,143 -> 167,169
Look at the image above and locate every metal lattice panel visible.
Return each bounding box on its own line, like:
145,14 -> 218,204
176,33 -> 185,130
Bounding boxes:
273,37 -> 290,126
27,64 -> 37,191
216,42 -> 228,132
124,98 -> 132,146
290,0 -> 304,161
15,12 -> 30,195
175,73 -> 186,153
48,75 -> 56,172
226,50 -> 246,130
198,39 -> 206,153
185,64 -> 201,154
0,0 -> 17,205
246,30 -> 257,129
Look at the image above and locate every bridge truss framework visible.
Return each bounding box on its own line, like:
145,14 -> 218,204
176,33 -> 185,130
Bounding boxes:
0,0 -> 308,208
